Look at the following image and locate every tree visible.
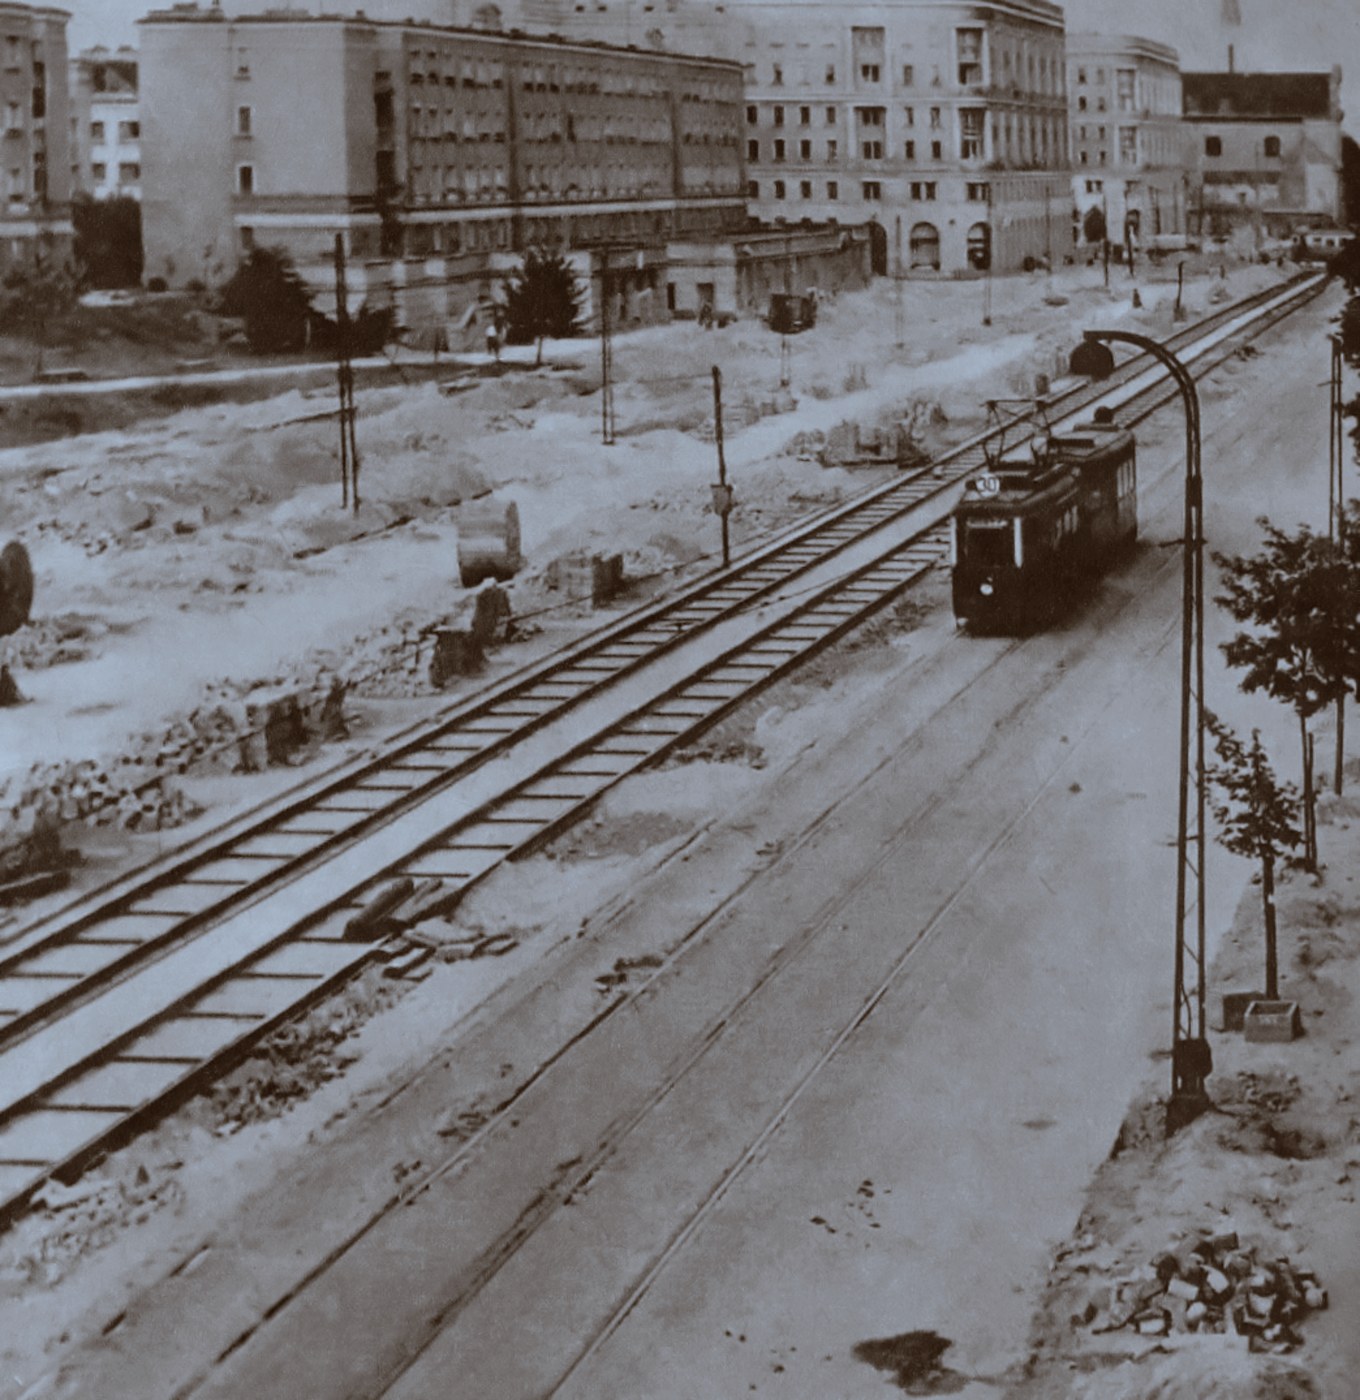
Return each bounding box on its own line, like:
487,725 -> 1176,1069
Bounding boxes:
1204,712 -> 1303,1000
1214,518 -> 1360,868
1082,204 -> 1107,247
500,246 -> 584,365
71,192 -> 142,289
217,246 -> 313,353
0,250 -> 80,377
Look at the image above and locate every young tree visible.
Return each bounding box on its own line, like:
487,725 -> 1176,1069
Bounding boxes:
71,192 -> 143,289
217,246 -> 314,353
1214,518 -> 1360,868
1204,712 -> 1303,1000
500,247 -> 584,365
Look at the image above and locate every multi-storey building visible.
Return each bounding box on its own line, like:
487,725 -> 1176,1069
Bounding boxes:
0,1 -> 71,264
138,6 -> 746,325
1181,66 -> 1344,242
1066,34 -> 1185,251
476,0 -> 1071,277
68,46 -> 139,200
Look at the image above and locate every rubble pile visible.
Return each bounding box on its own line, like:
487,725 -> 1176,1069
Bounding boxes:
1073,1230 -> 1328,1353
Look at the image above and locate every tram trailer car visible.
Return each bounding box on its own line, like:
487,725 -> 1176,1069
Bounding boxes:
950,422 -> 1137,631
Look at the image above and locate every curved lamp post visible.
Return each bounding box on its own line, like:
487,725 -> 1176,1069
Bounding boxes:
1073,328 -> 1212,1134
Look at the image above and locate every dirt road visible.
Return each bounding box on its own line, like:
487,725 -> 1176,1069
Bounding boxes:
11,288 -> 1339,1400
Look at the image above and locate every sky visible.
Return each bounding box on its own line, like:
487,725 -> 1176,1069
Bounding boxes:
66,0 -> 1360,85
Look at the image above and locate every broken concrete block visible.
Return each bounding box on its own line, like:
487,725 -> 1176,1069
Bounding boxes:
1136,1314 -> 1169,1336
1243,1000 -> 1302,1043
1305,1287 -> 1328,1311
1187,1301 -> 1208,1326
1167,1277 -> 1200,1302
1204,1268 -> 1232,1299
429,628 -> 484,687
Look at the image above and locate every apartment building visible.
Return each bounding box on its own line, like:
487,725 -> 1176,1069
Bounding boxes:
68,46 -> 139,200
1066,34 -> 1185,250
137,5 -> 745,324
0,1 -> 71,264
1182,66 -> 1344,242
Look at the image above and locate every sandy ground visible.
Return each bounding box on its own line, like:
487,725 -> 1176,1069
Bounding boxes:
0,277 -> 1348,1398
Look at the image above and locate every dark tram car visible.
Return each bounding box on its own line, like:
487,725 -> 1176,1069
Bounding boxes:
950,421 -> 1137,631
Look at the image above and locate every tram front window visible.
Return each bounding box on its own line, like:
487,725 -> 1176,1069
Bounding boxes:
964,521 -> 1013,567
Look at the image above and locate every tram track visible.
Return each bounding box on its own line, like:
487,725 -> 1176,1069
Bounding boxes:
0,269 -> 1327,1232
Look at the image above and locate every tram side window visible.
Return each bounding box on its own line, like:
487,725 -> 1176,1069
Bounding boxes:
964,521 -> 1013,566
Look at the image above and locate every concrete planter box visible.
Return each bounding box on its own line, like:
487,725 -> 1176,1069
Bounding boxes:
1222,991 -> 1266,1032
1243,1000 -> 1302,1043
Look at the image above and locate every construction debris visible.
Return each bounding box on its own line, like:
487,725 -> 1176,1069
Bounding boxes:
1074,1231 -> 1327,1353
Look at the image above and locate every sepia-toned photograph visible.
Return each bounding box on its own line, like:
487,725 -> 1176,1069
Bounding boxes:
0,0 -> 1356,1395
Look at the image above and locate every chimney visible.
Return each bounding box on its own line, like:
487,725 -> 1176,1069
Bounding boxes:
1228,44 -> 1234,74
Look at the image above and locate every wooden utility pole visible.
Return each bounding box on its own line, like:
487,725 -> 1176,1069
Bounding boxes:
599,246 -> 616,446
1330,334 -> 1346,794
894,214 -> 905,348
711,365 -> 732,568
333,233 -> 360,512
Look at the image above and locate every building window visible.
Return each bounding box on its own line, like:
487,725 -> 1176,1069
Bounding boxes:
861,139 -> 883,159
956,27 -> 983,85
1098,149 -> 1107,165
118,161 -> 139,183
800,179 -> 812,198
236,105 -> 252,137
1078,96 -> 1087,112
1080,151 -> 1088,165
826,139 -> 837,158
1119,127 -> 1136,164
773,105 -> 784,126
237,163 -> 254,195
747,138 -> 759,159
904,139 -> 915,159
860,64 -> 880,82
1096,96 -> 1107,112
827,180 -> 838,199
773,139 -> 785,161
118,120 -> 139,141
90,119 -> 104,142
748,179 -> 759,198
1264,134 -> 1281,158
799,105 -> 810,125
966,181 -> 989,201
929,106 -> 941,130
931,140 -> 942,160
862,180 -> 881,199
825,65 -> 836,84
772,63 -> 783,86
799,139 -> 811,159
825,106 -> 836,125
910,181 -> 936,200
91,161 -> 106,181
857,106 -> 884,126
902,64 -> 914,85
960,107 -> 984,159
773,179 -> 786,198
1205,135 -> 1222,157
746,104 -> 757,124
1116,68 -> 1135,112
1076,66 -> 1086,85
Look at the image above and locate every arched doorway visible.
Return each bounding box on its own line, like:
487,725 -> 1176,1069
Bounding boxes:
966,221 -> 991,271
866,219 -> 889,276
909,222 -> 940,271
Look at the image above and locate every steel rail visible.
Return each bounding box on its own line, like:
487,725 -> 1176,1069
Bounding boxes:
0,271 -> 1327,1230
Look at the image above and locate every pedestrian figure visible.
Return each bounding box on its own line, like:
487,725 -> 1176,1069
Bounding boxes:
698,301 -> 714,330
485,317 -> 501,363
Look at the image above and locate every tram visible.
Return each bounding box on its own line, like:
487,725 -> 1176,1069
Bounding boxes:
950,412 -> 1137,631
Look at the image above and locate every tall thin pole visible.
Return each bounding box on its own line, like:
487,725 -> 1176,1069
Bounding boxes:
983,182 -> 993,326
894,214 -> 905,349
1085,329 -> 1208,1133
600,246 -> 616,446
1331,334 -> 1346,794
333,232 -> 358,511
711,364 -> 731,568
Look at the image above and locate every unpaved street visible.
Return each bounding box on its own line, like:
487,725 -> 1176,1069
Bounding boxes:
10,287 -> 1341,1400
